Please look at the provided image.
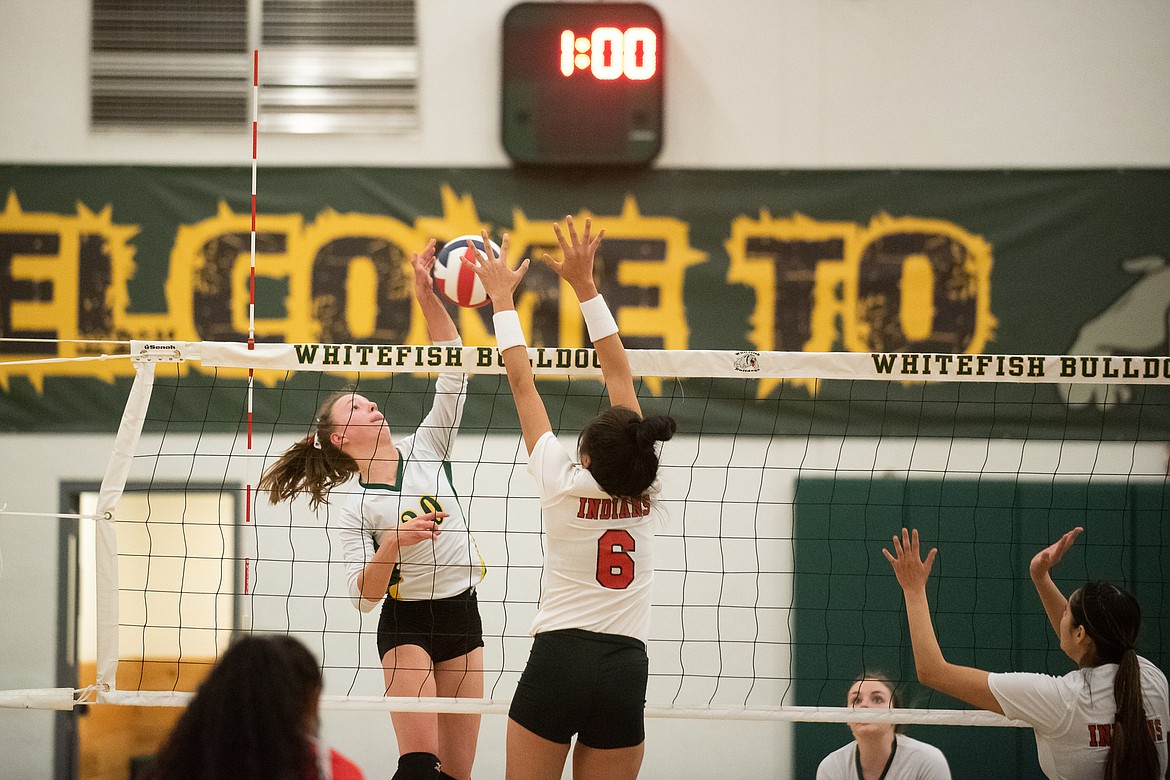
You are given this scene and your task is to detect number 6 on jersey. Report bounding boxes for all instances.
[597,529,636,589]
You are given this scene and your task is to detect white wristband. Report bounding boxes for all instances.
[580,294,618,342]
[492,310,527,352]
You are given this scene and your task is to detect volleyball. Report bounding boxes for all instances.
[434,235,499,308]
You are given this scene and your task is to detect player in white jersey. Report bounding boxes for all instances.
[816,673,951,780]
[884,527,1168,780]
[465,216,675,780]
[260,239,483,780]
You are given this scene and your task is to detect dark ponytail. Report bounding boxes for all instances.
[1071,581,1160,780]
[578,406,676,498]
[258,391,359,510]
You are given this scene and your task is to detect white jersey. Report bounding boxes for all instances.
[526,430,663,644]
[815,735,951,780]
[335,346,485,610]
[988,656,1169,780]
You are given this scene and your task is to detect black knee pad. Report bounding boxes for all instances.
[391,751,441,780]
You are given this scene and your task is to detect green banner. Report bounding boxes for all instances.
[1,166,1168,434]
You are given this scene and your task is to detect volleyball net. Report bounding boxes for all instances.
[1,341,1167,731]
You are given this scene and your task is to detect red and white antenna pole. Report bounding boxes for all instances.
[249,48,259,359]
[244,48,259,615]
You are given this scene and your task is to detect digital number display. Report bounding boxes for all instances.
[501,2,664,166]
[559,26,658,80]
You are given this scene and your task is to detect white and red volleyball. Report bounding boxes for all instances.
[434,235,499,308]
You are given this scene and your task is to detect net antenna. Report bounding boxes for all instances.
[243,47,261,633]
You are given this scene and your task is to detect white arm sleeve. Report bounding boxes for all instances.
[336,500,382,613]
[526,431,576,506]
[414,337,467,460]
[987,671,1070,734]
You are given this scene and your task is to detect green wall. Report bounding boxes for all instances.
[792,477,1169,779]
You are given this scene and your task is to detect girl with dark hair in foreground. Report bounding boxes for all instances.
[151,634,363,780]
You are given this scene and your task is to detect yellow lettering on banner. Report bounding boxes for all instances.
[508,198,705,394]
[727,211,859,396]
[607,196,705,355]
[505,209,566,354]
[344,257,379,339]
[297,209,429,346]
[1,186,996,400]
[169,201,305,345]
[727,211,995,397]
[0,194,139,390]
[899,253,935,341]
[842,214,995,355]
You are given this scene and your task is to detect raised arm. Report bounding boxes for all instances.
[543,216,640,415]
[412,239,468,456]
[462,231,551,455]
[412,238,458,343]
[1028,527,1083,636]
[883,528,1004,715]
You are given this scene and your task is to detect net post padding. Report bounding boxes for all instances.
[0,688,79,711]
[93,357,158,694]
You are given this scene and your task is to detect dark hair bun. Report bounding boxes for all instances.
[582,407,676,497]
[636,415,676,448]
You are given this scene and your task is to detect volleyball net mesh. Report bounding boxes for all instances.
[2,341,1168,730]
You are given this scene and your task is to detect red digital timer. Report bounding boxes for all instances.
[501,2,664,165]
[559,26,658,80]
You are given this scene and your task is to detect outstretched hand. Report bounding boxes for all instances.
[1029,526,1083,579]
[541,215,604,296]
[882,528,938,593]
[462,230,529,310]
[410,238,439,299]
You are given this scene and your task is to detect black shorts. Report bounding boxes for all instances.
[376,588,484,664]
[508,628,649,750]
